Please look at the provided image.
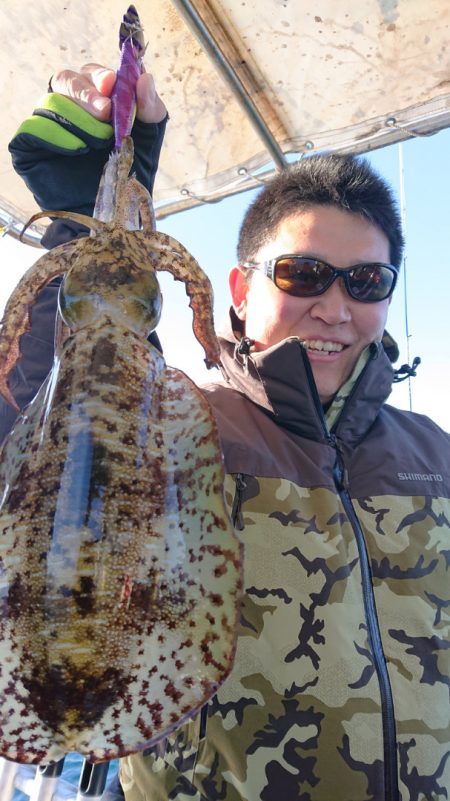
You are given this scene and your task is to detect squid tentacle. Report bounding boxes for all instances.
[0,239,82,409]
[22,211,106,239]
[135,229,220,366]
[125,176,156,231]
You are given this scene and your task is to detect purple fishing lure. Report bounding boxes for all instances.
[111,5,145,150]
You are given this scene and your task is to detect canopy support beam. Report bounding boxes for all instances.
[171,0,289,171]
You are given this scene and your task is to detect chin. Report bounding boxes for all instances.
[314,377,343,405]
[313,363,353,404]
[318,391,335,405]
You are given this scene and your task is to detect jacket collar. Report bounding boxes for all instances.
[219,310,395,446]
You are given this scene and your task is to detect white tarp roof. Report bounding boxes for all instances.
[1,0,450,240]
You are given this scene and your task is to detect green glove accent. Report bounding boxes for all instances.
[12,93,113,153]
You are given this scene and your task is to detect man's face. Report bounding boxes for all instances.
[230,205,391,404]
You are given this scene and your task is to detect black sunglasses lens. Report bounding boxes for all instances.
[274,257,333,296]
[271,257,396,301]
[348,265,395,301]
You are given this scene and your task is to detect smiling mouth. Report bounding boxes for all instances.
[301,339,346,353]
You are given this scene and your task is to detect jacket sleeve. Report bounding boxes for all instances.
[0,97,166,444]
[0,279,60,446]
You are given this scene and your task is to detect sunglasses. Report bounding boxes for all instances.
[243,255,399,303]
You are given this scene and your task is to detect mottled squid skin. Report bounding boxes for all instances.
[0,138,242,764]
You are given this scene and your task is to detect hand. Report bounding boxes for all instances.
[50,63,167,124]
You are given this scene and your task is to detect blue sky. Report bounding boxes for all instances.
[1,127,449,431]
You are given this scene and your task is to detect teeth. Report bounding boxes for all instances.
[303,339,344,353]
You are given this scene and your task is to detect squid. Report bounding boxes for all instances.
[0,4,242,765]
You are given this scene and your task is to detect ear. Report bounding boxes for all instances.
[229,265,249,320]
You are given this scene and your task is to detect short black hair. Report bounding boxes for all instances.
[237,153,404,268]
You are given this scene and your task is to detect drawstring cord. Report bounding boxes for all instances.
[235,337,254,376]
[393,356,421,383]
[237,337,253,355]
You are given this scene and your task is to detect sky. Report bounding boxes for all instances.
[1,126,449,432]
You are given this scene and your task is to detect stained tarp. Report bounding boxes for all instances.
[1,0,449,240]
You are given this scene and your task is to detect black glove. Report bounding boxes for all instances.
[8,92,168,248]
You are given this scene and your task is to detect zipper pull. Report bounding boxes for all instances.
[328,433,349,490]
[231,473,247,530]
[333,461,349,491]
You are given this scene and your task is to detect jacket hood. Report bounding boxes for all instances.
[217,308,396,445]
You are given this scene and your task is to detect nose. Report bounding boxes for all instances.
[309,277,352,324]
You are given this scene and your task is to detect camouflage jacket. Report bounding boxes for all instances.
[121,327,450,801]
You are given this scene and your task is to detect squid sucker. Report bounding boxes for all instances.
[0,137,242,765]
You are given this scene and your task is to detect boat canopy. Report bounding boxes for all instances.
[1,0,450,242]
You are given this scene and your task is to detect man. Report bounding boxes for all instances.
[4,66,450,801]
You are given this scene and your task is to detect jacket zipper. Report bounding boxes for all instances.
[333,442,399,801]
[231,473,247,530]
[299,346,399,801]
